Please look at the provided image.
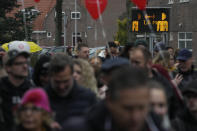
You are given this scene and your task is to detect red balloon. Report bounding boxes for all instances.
[34,0,40,3]
[132,0,147,11]
[85,0,108,20]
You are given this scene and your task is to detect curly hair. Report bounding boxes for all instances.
[152,51,171,69]
[73,59,98,95]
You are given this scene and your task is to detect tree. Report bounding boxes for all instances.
[114,0,136,45]
[0,0,18,44]
[0,0,18,17]
[0,0,39,44]
[12,7,40,41]
[114,18,128,45]
[0,8,40,44]
[55,0,63,46]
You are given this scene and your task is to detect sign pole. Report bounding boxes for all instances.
[143,10,155,56]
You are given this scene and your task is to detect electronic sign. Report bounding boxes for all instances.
[131,8,170,32]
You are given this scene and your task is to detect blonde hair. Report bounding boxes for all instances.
[15,108,53,128]
[74,59,98,95]
[152,51,170,69]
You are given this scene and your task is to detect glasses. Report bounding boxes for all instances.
[19,106,42,113]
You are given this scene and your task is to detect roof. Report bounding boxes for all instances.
[8,0,56,31]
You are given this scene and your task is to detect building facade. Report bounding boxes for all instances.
[42,0,126,47]
[147,0,197,55]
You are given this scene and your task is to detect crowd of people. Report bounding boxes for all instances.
[0,39,197,131]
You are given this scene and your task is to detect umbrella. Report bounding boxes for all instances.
[1,41,42,53]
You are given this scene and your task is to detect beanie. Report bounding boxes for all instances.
[21,88,51,112]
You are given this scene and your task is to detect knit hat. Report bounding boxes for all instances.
[21,88,51,112]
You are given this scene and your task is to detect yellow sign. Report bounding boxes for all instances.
[131,8,170,32]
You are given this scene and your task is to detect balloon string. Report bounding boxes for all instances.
[96,0,107,40]
[94,23,97,41]
[96,0,111,58]
[143,10,183,102]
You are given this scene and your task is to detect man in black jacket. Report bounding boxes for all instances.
[130,47,182,120]
[174,48,197,90]
[130,47,174,98]
[172,80,197,131]
[61,66,165,131]
[0,42,33,131]
[45,53,97,126]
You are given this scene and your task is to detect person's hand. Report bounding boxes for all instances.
[50,121,62,130]
[172,74,183,86]
[174,63,180,69]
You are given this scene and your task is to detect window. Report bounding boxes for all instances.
[47,32,52,38]
[178,32,192,50]
[72,32,81,46]
[54,11,65,17]
[21,8,39,18]
[168,0,174,4]
[31,9,40,16]
[61,32,64,37]
[71,12,81,19]
[180,0,190,3]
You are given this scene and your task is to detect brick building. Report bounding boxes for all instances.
[11,0,126,47]
[13,0,56,45]
[147,0,197,56]
[43,0,126,47]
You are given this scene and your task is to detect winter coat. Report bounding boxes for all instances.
[172,108,197,131]
[151,69,182,120]
[13,124,56,131]
[45,81,97,125]
[0,77,33,131]
[173,65,197,90]
[151,69,174,99]
[61,101,166,131]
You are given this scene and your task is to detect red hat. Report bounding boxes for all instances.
[21,88,51,112]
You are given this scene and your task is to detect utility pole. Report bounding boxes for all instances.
[55,0,63,46]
